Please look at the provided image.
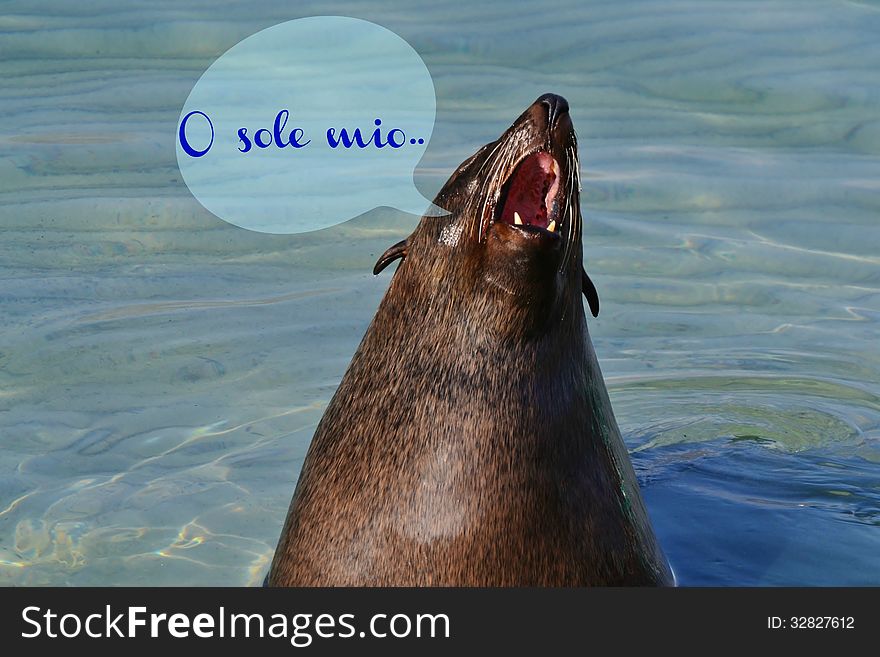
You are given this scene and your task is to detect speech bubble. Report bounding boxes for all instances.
[176,16,444,234]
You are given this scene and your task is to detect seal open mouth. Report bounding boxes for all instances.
[495,151,562,235]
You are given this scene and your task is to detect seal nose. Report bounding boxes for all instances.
[537,93,569,128]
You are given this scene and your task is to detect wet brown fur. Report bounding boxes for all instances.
[268,95,673,586]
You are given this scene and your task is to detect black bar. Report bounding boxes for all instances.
[1,588,874,653]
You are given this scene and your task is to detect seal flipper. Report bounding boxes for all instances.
[582,268,600,318]
[373,239,408,275]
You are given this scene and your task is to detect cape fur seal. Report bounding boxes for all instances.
[268,94,673,586]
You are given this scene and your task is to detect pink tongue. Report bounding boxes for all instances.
[500,152,557,229]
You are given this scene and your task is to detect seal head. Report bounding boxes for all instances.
[269,94,673,586]
[375,92,599,320]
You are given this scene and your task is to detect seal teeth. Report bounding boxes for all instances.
[514,211,523,225]
[547,220,556,233]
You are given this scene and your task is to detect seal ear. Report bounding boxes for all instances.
[373,239,408,275]
[582,268,600,318]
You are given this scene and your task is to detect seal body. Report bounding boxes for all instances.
[268,94,673,586]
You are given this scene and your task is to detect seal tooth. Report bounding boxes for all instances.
[514,211,523,225]
[547,220,556,233]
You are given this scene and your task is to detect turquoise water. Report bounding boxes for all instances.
[2,0,879,586]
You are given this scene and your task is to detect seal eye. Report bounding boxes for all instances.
[496,151,561,234]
